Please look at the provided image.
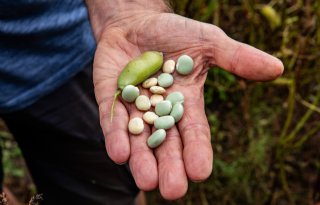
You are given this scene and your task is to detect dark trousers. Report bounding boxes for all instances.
[1,64,139,205]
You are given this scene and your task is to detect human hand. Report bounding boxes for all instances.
[92,10,283,200]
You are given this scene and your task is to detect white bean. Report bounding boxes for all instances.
[150,94,164,107]
[143,111,159,125]
[135,95,151,111]
[150,86,166,94]
[142,77,157,88]
[162,59,175,73]
[128,117,144,135]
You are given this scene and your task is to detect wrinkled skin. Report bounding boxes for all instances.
[93,12,283,200]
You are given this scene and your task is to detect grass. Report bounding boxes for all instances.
[147,0,320,204]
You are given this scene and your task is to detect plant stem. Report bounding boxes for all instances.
[293,123,320,148]
[281,89,320,144]
[110,90,121,122]
[279,79,295,140]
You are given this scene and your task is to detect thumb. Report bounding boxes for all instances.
[201,22,284,80]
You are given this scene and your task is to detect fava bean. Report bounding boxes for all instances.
[128,117,144,135]
[150,94,164,107]
[166,91,184,105]
[121,85,139,103]
[143,111,159,125]
[147,129,166,148]
[162,59,175,73]
[155,100,172,116]
[176,55,194,75]
[170,103,184,122]
[157,73,173,88]
[135,95,151,111]
[150,86,166,94]
[142,77,157,88]
[154,116,175,130]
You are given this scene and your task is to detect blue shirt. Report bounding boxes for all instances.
[0,0,96,113]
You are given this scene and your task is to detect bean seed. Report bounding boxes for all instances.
[128,117,144,135]
[155,100,172,116]
[147,129,166,148]
[150,86,166,94]
[157,73,173,88]
[166,91,184,105]
[162,59,175,73]
[150,94,164,107]
[170,103,184,122]
[143,111,159,125]
[142,77,157,88]
[154,116,175,130]
[121,85,139,103]
[176,55,194,75]
[135,95,151,111]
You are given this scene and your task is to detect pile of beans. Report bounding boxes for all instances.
[119,53,194,149]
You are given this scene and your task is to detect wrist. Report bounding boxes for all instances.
[85,0,171,41]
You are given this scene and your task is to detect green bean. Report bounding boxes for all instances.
[154,116,175,130]
[111,51,163,121]
[147,129,166,148]
[118,51,163,89]
[176,55,194,75]
[155,100,172,116]
[121,85,139,103]
[170,103,184,122]
[157,73,173,88]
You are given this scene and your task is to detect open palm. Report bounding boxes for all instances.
[93,13,283,200]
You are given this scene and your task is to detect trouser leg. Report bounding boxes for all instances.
[1,64,139,205]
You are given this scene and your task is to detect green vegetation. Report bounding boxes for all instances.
[0,121,36,203]
[148,0,320,204]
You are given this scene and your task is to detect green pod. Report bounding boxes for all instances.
[118,51,163,90]
[111,51,163,121]
[260,5,281,29]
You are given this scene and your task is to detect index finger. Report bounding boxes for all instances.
[94,40,134,164]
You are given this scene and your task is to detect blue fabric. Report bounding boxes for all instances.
[0,0,96,113]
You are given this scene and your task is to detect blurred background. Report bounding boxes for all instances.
[0,0,319,204]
